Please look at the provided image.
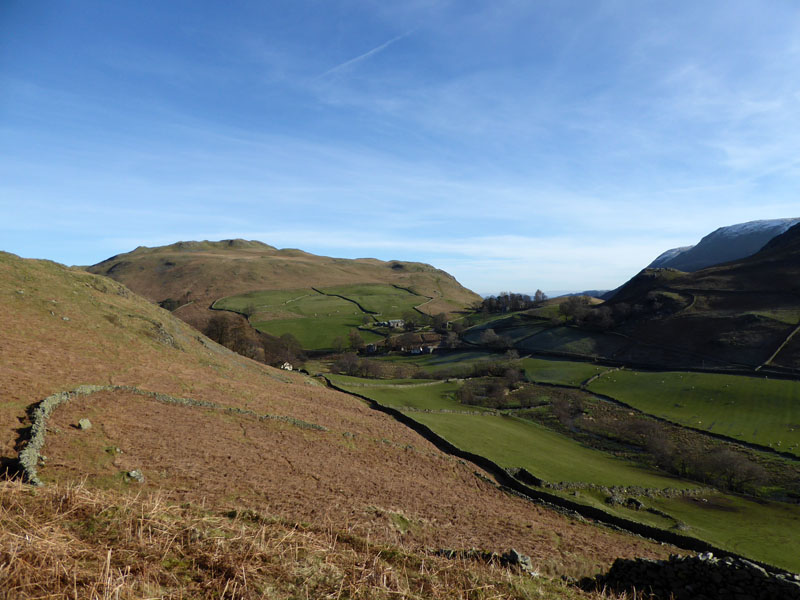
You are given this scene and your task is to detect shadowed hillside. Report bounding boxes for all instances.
[489,224,800,372]
[600,222,800,370]
[0,251,671,597]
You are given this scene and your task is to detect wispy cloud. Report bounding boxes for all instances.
[317,29,416,78]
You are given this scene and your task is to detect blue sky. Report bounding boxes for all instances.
[2,1,800,295]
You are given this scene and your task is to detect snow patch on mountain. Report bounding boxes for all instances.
[710,218,800,238]
[649,246,694,268]
[646,218,800,272]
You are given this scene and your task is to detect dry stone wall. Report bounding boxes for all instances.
[583,553,800,600]
[18,384,326,486]
[324,377,787,573]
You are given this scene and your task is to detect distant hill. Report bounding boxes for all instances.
[87,240,481,344]
[646,218,800,272]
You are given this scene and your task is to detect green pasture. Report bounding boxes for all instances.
[746,309,800,325]
[377,350,500,370]
[331,378,483,412]
[215,287,369,318]
[318,284,426,317]
[327,374,437,387]
[495,325,548,344]
[335,372,800,570]
[588,370,800,456]
[216,288,388,350]
[213,288,315,313]
[525,303,563,320]
[342,376,692,488]
[410,412,694,488]
[648,493,800,572]
[521,358,608,387]
[252,316,382,351]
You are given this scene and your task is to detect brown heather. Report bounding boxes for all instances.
[0,479,642,599]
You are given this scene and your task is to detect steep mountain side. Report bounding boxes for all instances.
[646,218,800,272]
[649,245,694,268]
[602,223,800,369]
[87,240,481,331]
[0,251,670,590]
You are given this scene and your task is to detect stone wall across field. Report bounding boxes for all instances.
[324,377,790,574]
[582,553,800,600]
[18,384,327,486]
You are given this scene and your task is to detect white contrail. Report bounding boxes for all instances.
[318,29,415,78]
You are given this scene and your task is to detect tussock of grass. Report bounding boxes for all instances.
[0,479,631,600]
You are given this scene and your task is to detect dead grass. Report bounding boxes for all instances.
[0,479,635,600]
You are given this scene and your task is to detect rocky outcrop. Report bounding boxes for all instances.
[433,548,535,574]
[581,552,800,599]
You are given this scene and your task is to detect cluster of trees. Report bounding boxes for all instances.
[478,328,514,349]
[389,310,454,333]
[644,427,767,493]
[455,352,525,407]
[158,292,192,312]
[204,313,305,367]
[456,369,523,407]
[330,329,367,353]
[558,296,620,330]
[548,398,768,494]
[478,291,547,314]
[558,292,689,332]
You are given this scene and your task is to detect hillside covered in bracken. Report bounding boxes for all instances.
[0,251,671,598]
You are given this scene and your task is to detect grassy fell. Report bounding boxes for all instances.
[86,241,482,335]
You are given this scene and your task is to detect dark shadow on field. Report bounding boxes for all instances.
[682,496,739,512]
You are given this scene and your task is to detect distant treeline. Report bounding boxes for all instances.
[478,291,547,313]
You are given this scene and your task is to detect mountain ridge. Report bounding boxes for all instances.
[646,218,800,273]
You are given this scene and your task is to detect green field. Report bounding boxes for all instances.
[318,283,427,317]
[336,376,692,487]
[328,374,437,387]
[214,288,385,350]
[335,374,800,571]
[588,371,800,456]
[647,493,800,572]
[411,411,694,488]
[525,303,563,320]
[213,288,314,313]
[212,284,434,350]
[331,378,483,411]
[522,358,608,387]
[376,350,499,370]
[252,316,382,350]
